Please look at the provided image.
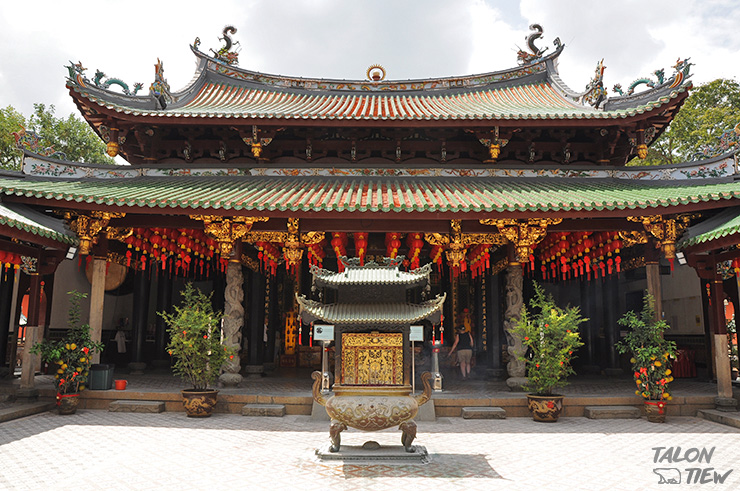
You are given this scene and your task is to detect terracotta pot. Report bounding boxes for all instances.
[57,393,80,415]
[644,400,667,423]
[181,389,218,417]
[526,394,564,422]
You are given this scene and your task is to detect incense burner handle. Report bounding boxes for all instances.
[311,371,327,406]
[414,371,432,407]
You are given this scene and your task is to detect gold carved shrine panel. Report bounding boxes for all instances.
[341,332,403,386]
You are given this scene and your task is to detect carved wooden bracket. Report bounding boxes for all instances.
[469,127,509,163]
[480,217,562,264]
[190,215,269,255]
[242,218,325,273]
[66,211,126,255]
[425,219,506,269]
[627,214,695,260]
[235,125,284,159]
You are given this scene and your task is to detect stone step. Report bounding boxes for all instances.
[242,403,286,417]
[109,400,166,413]
[461,407,506,419]
[697,409,740,429]
[584,406,641,419]
[0,401,56,423]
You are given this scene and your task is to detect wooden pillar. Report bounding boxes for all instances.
[0,267,14,367]
[603,273,622,374]
[265,274,278,365]
[154,267,173,361]
[20,273,42,389]
[245,269,266,377]
[708,262,735,409]
[130,268,150,372]
[485,270,504,377]
[645,242,663,321]
[88,257,107,364]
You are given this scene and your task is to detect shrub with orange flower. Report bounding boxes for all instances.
[31,291,104,397]
[160,284,236,390]
[616,294,677,402]
[513,283,586,396]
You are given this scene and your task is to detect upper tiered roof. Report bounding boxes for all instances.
[64,26,694,166]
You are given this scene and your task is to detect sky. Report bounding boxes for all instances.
[1,0,738,121]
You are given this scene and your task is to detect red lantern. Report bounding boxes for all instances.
[354,233,368,266]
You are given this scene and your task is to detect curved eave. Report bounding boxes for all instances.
[67,82,690,126]
[311,263,431,287]
[0,202,78,247]
[296,295,445,326]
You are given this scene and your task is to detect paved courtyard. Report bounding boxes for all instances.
[1,410,739,490]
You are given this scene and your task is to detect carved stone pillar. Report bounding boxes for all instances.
[220,260,244,387]
[504,262,527,390]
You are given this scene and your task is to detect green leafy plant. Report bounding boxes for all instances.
[31,291,104,397]
[616,294,677,402]
[513,283,586,395]
[160,284,236,391]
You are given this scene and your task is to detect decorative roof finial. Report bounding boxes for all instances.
[150,58,173,109]
[516,24,550,66]
[366,65,386,82]
[211,25,240,66]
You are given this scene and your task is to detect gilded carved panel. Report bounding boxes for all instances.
[341,333,403,385]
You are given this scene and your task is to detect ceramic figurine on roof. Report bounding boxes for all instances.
[210,25,240,66]
[149,58,173,109]
[299,256,442,453]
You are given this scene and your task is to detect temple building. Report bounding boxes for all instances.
[1,26,739,408]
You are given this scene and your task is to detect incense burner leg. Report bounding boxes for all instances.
[329,419,347,452]
[399,420,417,452]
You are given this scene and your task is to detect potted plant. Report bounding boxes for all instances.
[160,283,236,417]
[513,283,586,422]
[616,294,677,423]
[31,291,104,414]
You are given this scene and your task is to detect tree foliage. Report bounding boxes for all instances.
[631,78,740,166]
[0,103,114,171]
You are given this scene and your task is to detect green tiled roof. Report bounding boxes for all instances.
[2,175,740,214]
[679,209,740,249]
[297,296,445,326]
[0,201,78,246]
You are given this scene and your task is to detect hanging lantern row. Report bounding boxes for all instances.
[467,243,492,279]
[385,232,402,259]
[256,241,280,276]
[406,233,424,270]
[331,233,348,271]
[0,250,22,273]
[353,233,368,266]
[307,239,326,267]
[537,231,623,282]
[429,244,444,272]
[121,227,221,277]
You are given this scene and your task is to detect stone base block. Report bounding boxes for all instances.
[315,444,429,464]
[506,377,528,392]
[244,365,264,379]
[697,409,740,429]
[311,400,330,421]
[584,405,640,419]
[714,396,738,412]
[485,368,506,380]
[603,368,624,377]
[109,400,165,413]
[416,399,436,421]
[242,403,286,417]
[461,406,506,419]
[219,373,243,387]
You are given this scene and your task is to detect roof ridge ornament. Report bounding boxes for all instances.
[366,65,386,82]
[64,61,142,96]
[612,57,693,97]
[210,25,240,66]
[150,58,174,109]
[579,59,607,108]
[516,23,560,66]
